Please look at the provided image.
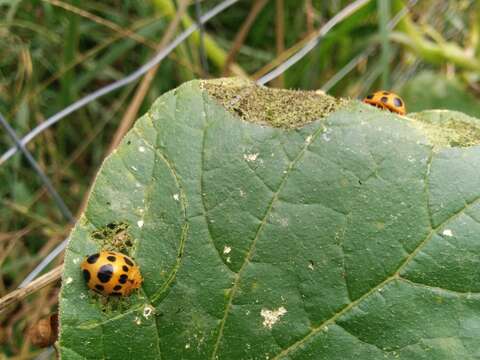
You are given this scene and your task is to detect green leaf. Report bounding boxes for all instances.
[59,78,480,359]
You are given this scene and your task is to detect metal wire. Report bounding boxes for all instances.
[0,0,239,166]
[321,0,418,93]
[18,238,68,288]
[0,112,75,224]
[256,0,370,85]
[321,47,376,92]
[34,346,55,360]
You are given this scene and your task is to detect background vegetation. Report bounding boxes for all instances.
[0,0,479,358]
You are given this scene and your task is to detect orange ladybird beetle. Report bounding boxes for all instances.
[81,251,143,296]
[363,90,406,115]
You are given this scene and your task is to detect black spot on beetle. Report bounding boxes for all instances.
[97,264,114,283]
[119,274,128,284]
[107,255,116,262]
[82,269,91,282]
[95,284,104,291]
[366,94,373,99]
[124,257,134,266]
[122,265,129,272]
[380,96,388,103]
[393,97,403,107]
[113,285,122,291]
[87,253,100,264]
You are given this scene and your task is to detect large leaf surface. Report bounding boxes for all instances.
[59,79,480,359]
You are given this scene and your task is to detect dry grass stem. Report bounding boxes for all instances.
[0,265,63,315]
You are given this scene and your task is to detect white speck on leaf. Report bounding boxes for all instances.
[260,307,287,329]
[137,220,144,228]
[443,229,453,237]
[65,277,73,284]
[185,343,190,349]
[134,316,141,325]
[226,256,231,263]
[223,246,231,254]
[308,262,314,270]
[138,146,146,153]
[173,193,179,201]
[131,166,138,171]
[305,135,313,144]
[244,153,259,162]
[322,128,332,142]
[73,258,80,264]
[239,189,246,197]
[143,305,155,319]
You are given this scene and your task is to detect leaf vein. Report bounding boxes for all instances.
[210,122,326,359]
[271,179,480,359]
[398,277,480,297]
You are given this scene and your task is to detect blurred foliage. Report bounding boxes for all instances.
[401,71,480,117]
[0,0,479,357]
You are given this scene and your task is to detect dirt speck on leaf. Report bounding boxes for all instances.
[260,306,287,329]
[244,153,259,162]
[442,229,453,237]
[143,305,155,319]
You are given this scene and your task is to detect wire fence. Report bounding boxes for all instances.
[0,0,239,165]
[2,0,419,318]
